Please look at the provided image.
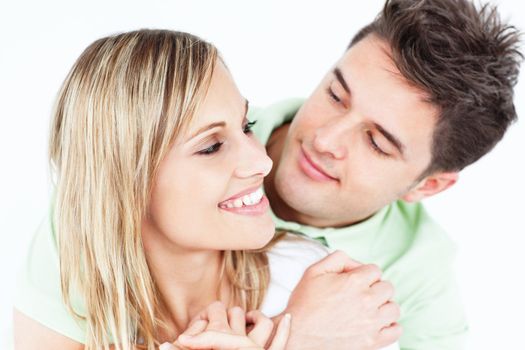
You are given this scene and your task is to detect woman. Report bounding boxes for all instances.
[13,29,328,350]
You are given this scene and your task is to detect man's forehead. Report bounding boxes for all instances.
[331,36,438,160]
[337,36,402,84]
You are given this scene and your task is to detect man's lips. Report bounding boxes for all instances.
[298,147,338,182]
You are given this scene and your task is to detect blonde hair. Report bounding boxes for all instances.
[50,29,272,350]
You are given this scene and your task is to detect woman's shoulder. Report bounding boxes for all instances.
[267,233,329,264]
[261,234,329,317]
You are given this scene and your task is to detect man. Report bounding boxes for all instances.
[252,0,522,349]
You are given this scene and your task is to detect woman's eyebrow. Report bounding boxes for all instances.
[186,99,249,142]
[187,121,226,141]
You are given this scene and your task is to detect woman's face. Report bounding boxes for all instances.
[143,61,274,251]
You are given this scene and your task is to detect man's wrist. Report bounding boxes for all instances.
[267,312,286,348]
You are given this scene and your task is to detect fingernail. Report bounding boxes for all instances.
[159,342,176,350]
[284,313,292,324]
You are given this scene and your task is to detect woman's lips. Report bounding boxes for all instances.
[298,147,338,182]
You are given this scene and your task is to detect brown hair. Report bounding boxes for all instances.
[350,0,522,175]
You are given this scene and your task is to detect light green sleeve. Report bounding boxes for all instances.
[398,239,468,350]
[14,214,87,344]
[249,98,304,146]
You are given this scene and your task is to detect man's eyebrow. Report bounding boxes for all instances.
[243,99,249,120]
[186,99,249,142]
[374,122,405,156]
[333,68,350,94]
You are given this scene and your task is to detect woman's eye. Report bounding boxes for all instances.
[243,120,257,134]
[198,142,223,155]
[197,120,257,156]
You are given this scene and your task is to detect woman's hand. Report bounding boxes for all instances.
[162,301,291,350]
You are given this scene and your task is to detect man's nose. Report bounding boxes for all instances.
[312,119,348,160]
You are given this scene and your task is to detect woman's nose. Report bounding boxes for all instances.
[234,138,273,179]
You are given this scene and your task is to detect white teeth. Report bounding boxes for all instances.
[241,194,251,206]
[243,188,263,206]
[220,188,264,209]
[250,188,263,203]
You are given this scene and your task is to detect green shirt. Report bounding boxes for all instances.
[249,99,468,350]
[13,99,467,350]
[15,209,88,344]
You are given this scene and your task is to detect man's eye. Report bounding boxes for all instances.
[326,87,341,103]
[198,142,223,155]
[366,131,390,157]
[243,120,257,134]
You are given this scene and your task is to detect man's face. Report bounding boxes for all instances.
[273,35,440,226]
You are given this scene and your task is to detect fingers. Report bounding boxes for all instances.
[378,301,401,326]
[159,342,189,350]
[177,331,257,349]
[347,263,382,287]
[159,342,178,350]
[176,302,287,350]
[305,250,362,276]
[205,301,230,332]
[246,310,274,346]
[181,319,208,336]
[267,313,291,350]
[228,306,246,335]
[370,280,394,303]
[167,317,209,350]
[377,322,403,348]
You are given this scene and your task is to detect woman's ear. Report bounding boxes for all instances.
[402,172,459,203]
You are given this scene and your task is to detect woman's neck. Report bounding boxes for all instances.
[142,221,232,340]
[154,250,230,337]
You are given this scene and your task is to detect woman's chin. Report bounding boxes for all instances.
[232,220,276,250]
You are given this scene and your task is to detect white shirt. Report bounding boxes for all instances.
[162,236,398,350]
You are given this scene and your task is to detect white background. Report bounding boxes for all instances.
[0,0,523,348]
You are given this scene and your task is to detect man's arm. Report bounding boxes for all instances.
[13,309,84,350]
[397,251,468,350]
[274,251,402,350]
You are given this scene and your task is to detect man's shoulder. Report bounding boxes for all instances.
[377,201,458,288]
[384,203,467,347]
[249,98,304,119]
[250,98,304,145]
[345,200,458,277]
[390,200,455,253]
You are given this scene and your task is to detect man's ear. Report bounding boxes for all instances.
[401,171,459,203]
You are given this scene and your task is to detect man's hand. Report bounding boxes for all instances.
[282,250,402,350]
